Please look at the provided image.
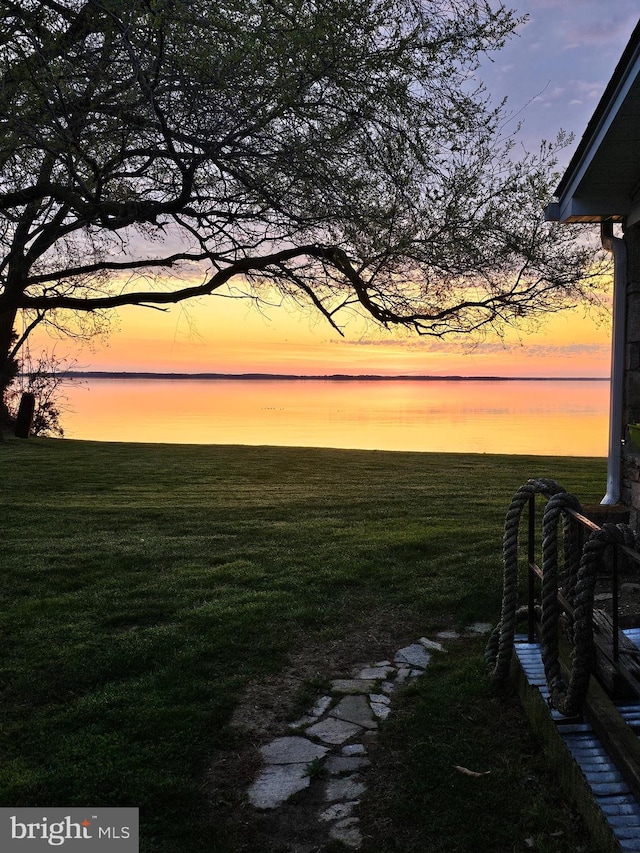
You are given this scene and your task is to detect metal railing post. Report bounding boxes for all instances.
[528,493,536,643]
[613,546,619,662]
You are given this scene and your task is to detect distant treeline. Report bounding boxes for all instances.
[57,371,608,382]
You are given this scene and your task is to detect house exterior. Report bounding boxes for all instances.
[545,19,640,525]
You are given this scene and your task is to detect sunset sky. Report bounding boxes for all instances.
[33,1,640,378]
[75,297,611,378]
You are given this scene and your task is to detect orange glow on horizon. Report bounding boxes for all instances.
[28,288,613,378]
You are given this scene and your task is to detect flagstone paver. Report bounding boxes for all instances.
[319,802,359,822]
[467,621,493,635]
[419,637,446,653]
[355,664,396,679]
[330,695,377,729]
[325,777,367,801]
[245,629,471,847]
[288,714,316,729]
[342,743,367,756]
[247,763,312,809]
[260,736,329,765]
[311,695,333,716]
[305,716,364,745]
[370,701,392,720]
[394,667,411,684]
[330,678,378,694]
[325,755,371,775]
[329,817,364,848]
[394,643,431,669]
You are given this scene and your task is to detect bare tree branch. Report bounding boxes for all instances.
[0,0,605,395]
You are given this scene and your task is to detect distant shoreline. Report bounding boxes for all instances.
[59,371,609,382]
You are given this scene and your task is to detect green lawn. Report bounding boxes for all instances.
[0,438,606,851]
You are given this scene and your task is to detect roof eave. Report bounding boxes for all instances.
[549,19,640,225]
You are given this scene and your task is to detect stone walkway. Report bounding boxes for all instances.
[246,623,493,849]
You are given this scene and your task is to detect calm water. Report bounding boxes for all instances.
[59,377,609,456]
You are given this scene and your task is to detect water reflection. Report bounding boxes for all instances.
[61,378,609,456]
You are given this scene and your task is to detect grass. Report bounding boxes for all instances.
[360,642,599,853]
[0,437,607,851]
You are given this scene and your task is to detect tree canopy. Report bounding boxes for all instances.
[0,0,604,388]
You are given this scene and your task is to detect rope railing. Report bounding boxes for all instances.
[486,478,640,716]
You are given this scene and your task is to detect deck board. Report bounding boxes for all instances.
[514,633,640,849]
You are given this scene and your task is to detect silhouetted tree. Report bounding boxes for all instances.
[0,0,604,407]
[4,349,73,437]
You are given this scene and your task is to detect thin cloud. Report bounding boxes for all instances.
[330,338,610,360]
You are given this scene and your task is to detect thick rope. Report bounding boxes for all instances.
[544,523,637,716]
[487,477,640,715]
[561,499,582,612]
[485,478,566,682]
[539,491,584,711]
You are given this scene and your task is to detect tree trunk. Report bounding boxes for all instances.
[0,306,19,442]
[14,392,35,439]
